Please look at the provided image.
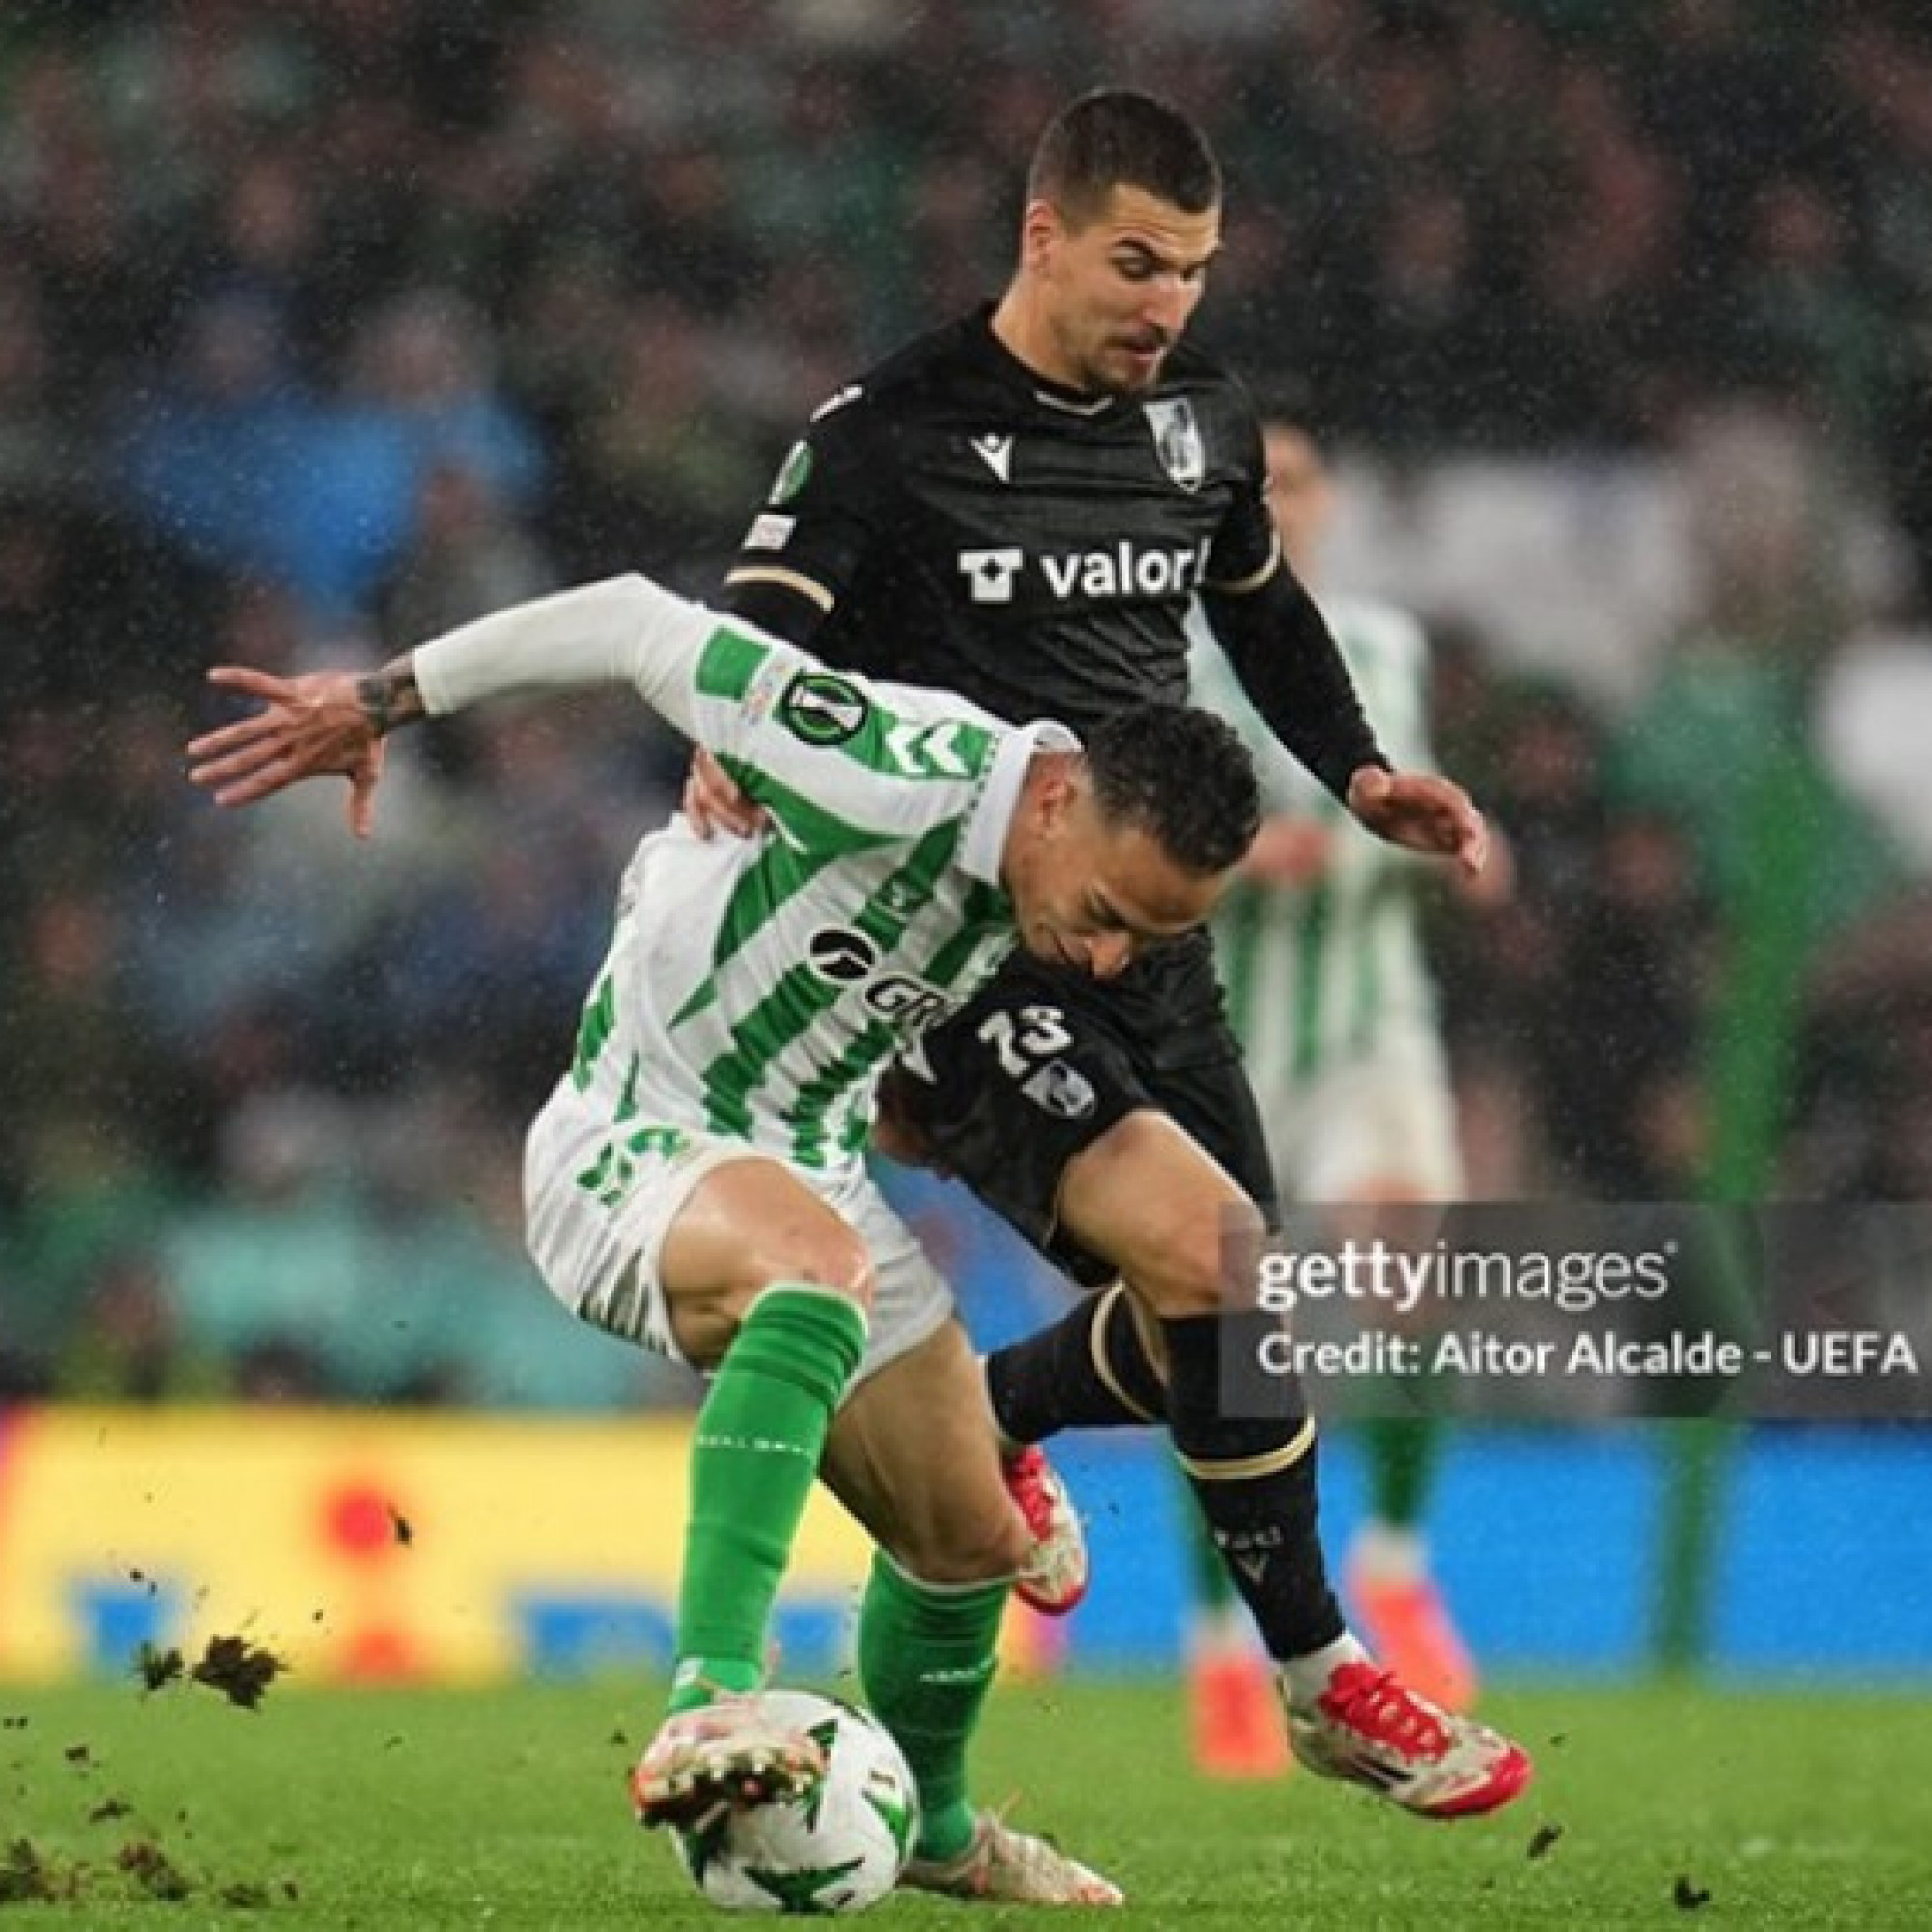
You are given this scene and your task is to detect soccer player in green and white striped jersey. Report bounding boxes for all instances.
[187,571,1257,1906]
[1184,418,1491,1771]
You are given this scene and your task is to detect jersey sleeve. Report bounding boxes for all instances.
[412,572,1000,851]
[1185,611,1326,818]
[412,574,720,728]
[407,571,809,762]
[719,651,1004,852]
[720,384,894,636]
[1202,388,1282,594]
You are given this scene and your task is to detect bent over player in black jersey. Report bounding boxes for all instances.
[703,89,1530,1820]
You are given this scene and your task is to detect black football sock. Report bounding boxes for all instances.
[984,1283,1166,1446]
[1160,1311,1346,1661]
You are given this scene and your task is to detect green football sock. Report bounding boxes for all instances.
[1362,1415,1441,1531]
[858,1554,1007,1862]
[668,1285,867,1714]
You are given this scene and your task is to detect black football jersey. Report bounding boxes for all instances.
[722,305,1278,739]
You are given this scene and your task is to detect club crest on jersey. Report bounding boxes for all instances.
[1021,1060,1098,1120]
[781,670,868,745]
[1143,397,1205,491]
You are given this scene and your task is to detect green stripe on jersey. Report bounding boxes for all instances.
[789,1018,897,1167]
[696,625,770,700]
[702,964,835,1142]
[671,832,846,1029]
[700,818,965,1147]
[921,885,1011,982]
[788,881,1009,1167]
[720,754,908,859]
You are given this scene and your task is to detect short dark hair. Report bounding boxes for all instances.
[1086,704,1259,876]
[1027,89,1221,227]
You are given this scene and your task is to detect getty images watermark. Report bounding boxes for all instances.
[1218,1204,1932,1422]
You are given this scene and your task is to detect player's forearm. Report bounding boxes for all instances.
[410,574,714,720]
[1187,633,1321,817]
[1202,567,1388,803]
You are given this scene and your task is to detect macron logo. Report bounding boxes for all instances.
[969,433,1014,483]
[959,547,1025,604]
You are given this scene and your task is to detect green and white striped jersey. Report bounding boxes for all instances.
[1190,594,1441,1084]
[414,575,1067,1174]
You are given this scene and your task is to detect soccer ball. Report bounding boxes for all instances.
[672,1690,919,1915]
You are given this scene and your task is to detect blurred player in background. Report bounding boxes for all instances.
[188,571,1264,1906]
[1184,412,1503,1774]
[696,87,1529,1816]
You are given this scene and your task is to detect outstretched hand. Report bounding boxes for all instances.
[186,667,388,838]
[1346,764,1489,880]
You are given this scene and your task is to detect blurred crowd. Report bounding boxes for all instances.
[2,0,1928,1406]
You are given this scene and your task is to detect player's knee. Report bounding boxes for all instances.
[744,1229,877,1318]
[1125,1193,1266,1320]
[795,1237,878,1317]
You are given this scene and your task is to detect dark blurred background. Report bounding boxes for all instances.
[3,0,1930,1411]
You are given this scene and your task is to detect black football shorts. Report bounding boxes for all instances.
[883,935,1276,1286]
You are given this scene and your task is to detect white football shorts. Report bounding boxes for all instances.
[523,1079,953,1387]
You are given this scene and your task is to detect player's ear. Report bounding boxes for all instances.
[1035,759,1086,838]
[1019,199,1065,276]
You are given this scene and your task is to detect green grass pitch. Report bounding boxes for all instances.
[2,1676,1928,1925]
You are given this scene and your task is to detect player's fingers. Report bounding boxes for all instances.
[205,666,298,704]
[684,777,764,838]
[1460,813,1490,878]
[208,756,302,808]
[681,766,720,839]
[187,736,291,790]
[348,744,387,840]
[1446,789,1487,860]
[185,710,287,759]
[688,746,764,838]
[1347,765,1392,819]
[347,773,378,840]
[1413,781,1484,867]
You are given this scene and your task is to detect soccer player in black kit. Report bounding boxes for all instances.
[702,89,1530,1819]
